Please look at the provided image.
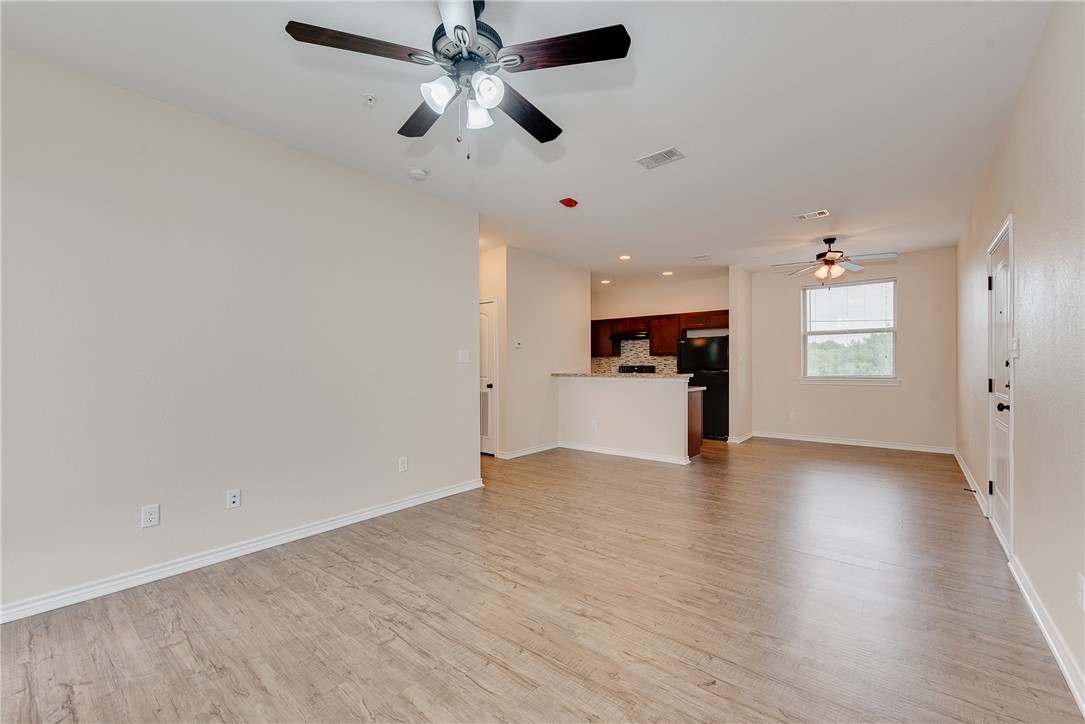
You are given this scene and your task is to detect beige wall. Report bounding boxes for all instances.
[481,247,591,457]
[727,267,754,440]
[591,273,729,319]
[2,50,481,609]
[752,247,957,450]
[956,0,1084,701]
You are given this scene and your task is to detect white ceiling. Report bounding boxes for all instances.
[2,2,1051,284]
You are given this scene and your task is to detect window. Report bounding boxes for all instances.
[802,279,896,379]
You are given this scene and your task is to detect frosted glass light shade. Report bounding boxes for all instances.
[829,264,846,278]
[420,76,458,113]
[466,99,494,129]
[814,264,830,280]
[471,71,505,109]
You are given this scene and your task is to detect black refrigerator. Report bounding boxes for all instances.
[678,335,729,441]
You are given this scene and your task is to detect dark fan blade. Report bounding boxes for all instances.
[286,21,436,65]
[398,102,443,138]
[498,24,631,72]
[788,265,819,277]
[848,252,898,261]
[498,83,562,143]
[839,261,864,271]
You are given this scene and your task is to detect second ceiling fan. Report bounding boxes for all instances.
[773,237,899,280]
[285,1,631,143]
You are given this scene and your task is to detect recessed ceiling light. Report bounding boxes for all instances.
[618,255,631,260]
[662,271,674,276]
[600,280,611,284]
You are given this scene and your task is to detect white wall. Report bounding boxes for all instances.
[557,377,689,464]
[480,247,590,457]
[751,247,957,451]
[956,1,1084,706]
[727,267,753,440]
[2,49,480,612]
[591,273,729,319]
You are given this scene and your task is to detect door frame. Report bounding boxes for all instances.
[479,297,500,455]
[986,213,1014,553]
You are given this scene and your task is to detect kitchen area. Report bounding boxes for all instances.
[553,306,730,465]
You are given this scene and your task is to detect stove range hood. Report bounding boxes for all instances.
[609,330,649,342]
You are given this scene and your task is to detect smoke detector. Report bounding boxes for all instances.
[635,146,685,170]
[407,167,428,181]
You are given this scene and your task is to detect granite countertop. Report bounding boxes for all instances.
[551,372,693,379]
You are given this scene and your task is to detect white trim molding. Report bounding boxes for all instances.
[1008,557,1085,719]
[0,479,484,624]
[495,442,560,460]
[752,431,953,455]
[727,432,754,443]
[558,441,690,466]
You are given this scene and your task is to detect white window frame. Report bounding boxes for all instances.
[800,277,899,384]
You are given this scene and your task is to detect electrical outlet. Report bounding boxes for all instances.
[398,456,409,473]
[226,489,241,509]
[141,504,160,528]
[789,411,796,420]
[1077,573,1084,612]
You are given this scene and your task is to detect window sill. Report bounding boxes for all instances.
[799,377,901,386]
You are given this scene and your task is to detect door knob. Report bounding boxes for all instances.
[997,402,1010,412]
[486,383,493,389]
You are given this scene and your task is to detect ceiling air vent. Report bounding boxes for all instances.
[635,147,685,170]
[692,255,713,262]
[793,208,831,221]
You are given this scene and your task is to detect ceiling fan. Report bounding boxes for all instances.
[285,1,631,143]
[773,237,899,280]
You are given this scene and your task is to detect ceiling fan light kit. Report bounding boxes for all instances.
[420,76,459,113]
[466,99,494,129]
[284,1,630,148]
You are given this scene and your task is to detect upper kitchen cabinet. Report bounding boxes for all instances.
[680,309,729,330]
[591,319,616,357]
[612,316,648,333]
[649,314,680,356]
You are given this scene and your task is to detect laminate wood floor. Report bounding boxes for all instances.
[3,439,1080,723]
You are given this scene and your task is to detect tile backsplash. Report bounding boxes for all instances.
[591,339,678,374]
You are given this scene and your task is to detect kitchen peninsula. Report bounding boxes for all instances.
[552,371,698,464]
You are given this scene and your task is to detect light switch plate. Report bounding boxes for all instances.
[458,350,469,363]
[1011,337,1020,358]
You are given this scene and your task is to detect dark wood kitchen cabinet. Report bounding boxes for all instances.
[591,319,616,357]
[688,388,704,458]
[612,316,648,333]
[680,309,729,330]
[648,314,680,356]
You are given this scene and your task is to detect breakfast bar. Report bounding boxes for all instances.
[552,371,697,464]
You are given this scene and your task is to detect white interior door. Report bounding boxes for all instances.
[479,300,497,455]
[988,223,1013,552]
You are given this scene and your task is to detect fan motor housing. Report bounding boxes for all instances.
[432,19,503,63]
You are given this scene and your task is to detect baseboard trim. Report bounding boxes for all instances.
[557,442,689,466]
[495,442,559,460]
[1007,557,1085,719]
[727,432,754,443]
[0,478,484,624]
[752,431,953,455]
[953,450,989,517]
